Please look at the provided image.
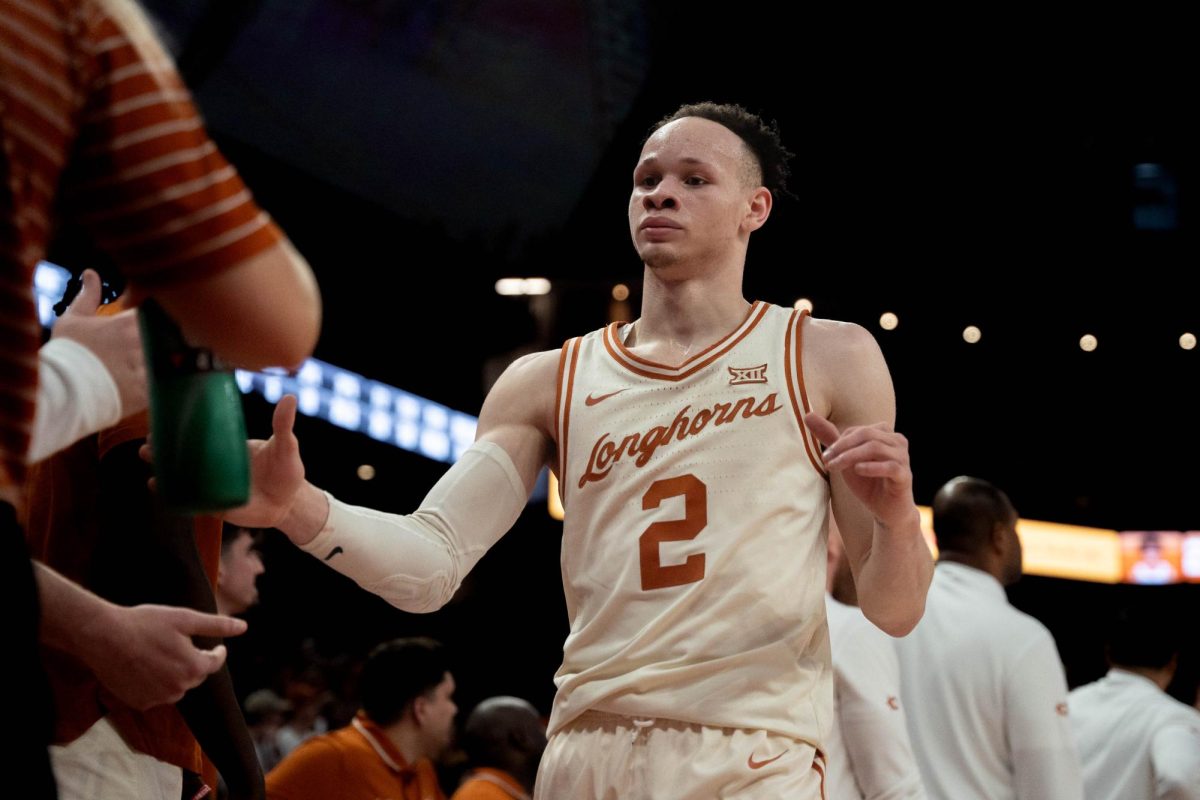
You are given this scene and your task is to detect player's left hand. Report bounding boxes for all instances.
[805,412,915,530]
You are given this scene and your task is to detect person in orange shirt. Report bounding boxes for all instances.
[451,697,546,800]
[267,638,456,800]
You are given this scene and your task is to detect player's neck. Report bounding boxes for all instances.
[631,265,749,356]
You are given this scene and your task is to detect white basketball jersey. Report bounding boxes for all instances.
[548,301,832,748]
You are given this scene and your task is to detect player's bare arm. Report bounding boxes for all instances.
[472,348,560,491]
[803,317,932,636]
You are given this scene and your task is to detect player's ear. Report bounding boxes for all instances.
[743,187,772,233]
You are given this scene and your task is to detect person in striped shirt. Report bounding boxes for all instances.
[2,0,321,795]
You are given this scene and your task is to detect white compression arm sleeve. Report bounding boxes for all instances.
[298,440,529,613]
[29,338,122,463]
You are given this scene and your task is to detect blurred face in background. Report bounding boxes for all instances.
[217,530,265,614]
[416,672,458,758]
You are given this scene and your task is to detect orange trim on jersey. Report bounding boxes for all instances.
[793,311,828,476]
[611,301,763,370]
[554,341,570,476]
[557,338,581,506]
[785,310,828,479]
[602,301,769,382]
[814,749,827,800]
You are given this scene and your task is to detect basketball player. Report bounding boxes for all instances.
[230,102,933,798]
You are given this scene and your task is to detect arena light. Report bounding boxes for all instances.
[548,472,565,521]
[919,505,1124,582]
[234,360,478,464]
[879,312,899,331]
[793,298,813,313]
[1079,334,1098,352]
[963,325,982,344]
[495,277,551,296]
[915,507,1199,584]
[35,261,488,466]
[1180,332,1196,351]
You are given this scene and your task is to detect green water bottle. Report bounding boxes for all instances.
[139,300,250,513]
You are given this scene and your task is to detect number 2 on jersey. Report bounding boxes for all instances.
[640,474,707,590]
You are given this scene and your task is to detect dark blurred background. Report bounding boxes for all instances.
[105,1,1199,717]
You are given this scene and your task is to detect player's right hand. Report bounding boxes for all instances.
[224,394,306,528]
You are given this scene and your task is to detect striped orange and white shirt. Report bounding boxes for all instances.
[1,0,282,497]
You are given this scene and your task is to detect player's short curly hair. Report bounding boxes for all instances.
[648,102,793,197]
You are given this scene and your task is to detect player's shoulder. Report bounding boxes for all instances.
[480,348,562,427]
[800,316,890,413]
[803,316,882,360]
[499,348,562,389]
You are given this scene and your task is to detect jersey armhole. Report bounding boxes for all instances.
[784,309,829,479]
[553,337,582,508]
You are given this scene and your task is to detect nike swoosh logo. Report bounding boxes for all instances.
[747,749,788,770]
[585,389,628,406]
[324,546,344,561]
